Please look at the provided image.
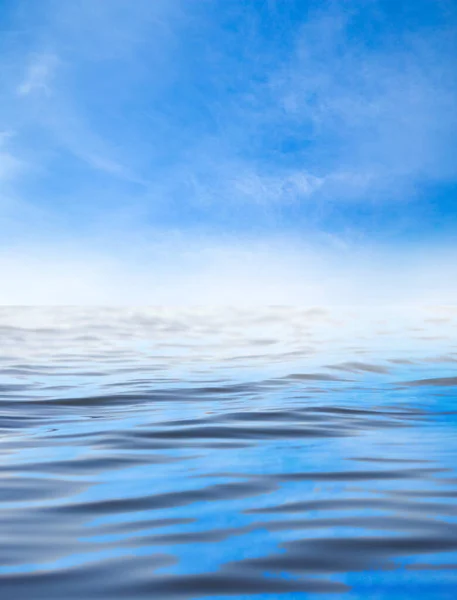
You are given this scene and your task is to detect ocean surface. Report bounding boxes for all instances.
[1,306,457,599]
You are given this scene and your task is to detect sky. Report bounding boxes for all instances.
[0,0,456,304]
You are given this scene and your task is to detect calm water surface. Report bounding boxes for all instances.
[1,306,457,599]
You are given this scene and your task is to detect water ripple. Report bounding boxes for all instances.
[1,307,457,598]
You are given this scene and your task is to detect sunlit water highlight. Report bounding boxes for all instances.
[1,306,457,599]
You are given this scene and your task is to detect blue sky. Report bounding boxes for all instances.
[1,0,456,304]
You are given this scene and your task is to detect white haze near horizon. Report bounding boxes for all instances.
[0,236,455,306]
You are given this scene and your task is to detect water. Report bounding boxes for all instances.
[1,306,457,599]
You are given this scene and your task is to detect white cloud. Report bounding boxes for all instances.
[17,53,59,96]
[127,2,457,209]
[232,169,324,204]
[5,0,456,215]
[248,4,457,200]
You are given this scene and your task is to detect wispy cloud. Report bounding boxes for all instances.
[231,169,325,204]
[5,1,457,210]
[16,53,59,97]
[237,3,457,201]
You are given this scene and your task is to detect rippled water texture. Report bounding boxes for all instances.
[1,306,457,599]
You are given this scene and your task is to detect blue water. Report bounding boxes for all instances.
[1,306,457,598]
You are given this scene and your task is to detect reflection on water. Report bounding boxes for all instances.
[1,306,457,598]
